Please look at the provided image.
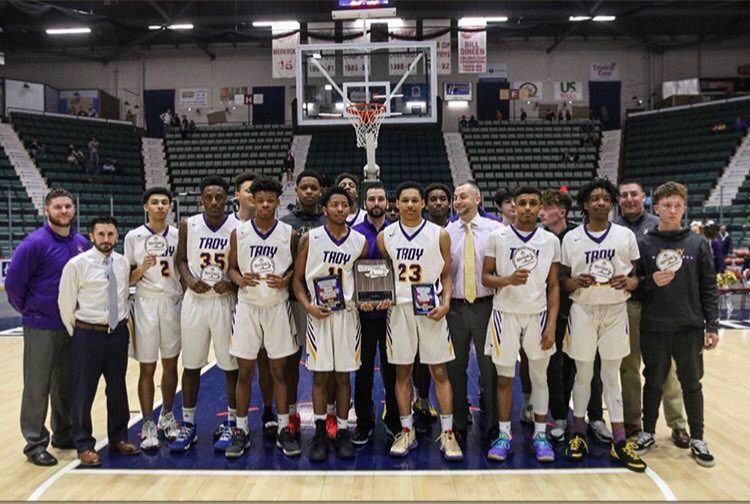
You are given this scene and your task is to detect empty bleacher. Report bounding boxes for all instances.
[165,124,292,216]
[304,127,453,190]
[0,149,42,256]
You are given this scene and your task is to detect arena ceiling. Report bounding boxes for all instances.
[1,0,749,63]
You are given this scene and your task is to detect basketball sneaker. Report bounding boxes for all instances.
[158,411,180,441]
[289,413,301,440]
[352,425,373,445]
[533,433,555,463]
[610,440,647,472]
[262,407,278,441]
[564,433,589,461]
[689,439,715,467]
[309,420,328,463]
[225,428,250,459]
[213,421,235,451]
[168,422,197,452]
[589,419,613,443]
[634,431,655,454]
[438,431,463,462]
[413,407,431,434]
[276,427,302,457]
[549,419,567,444]
[335,429,356,460]
[487,433,512,462]
[140,419,159,451]
[390,428,417,457]
[326,414,338,440]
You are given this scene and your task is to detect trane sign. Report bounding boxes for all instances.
[591,62,619,80]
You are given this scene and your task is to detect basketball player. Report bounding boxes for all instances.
[169,176,240,452]
[493,187,516,226]
[124,187,181,450]
[377,181,463,462]
[482,186,559,463]
[336,172,366,227]
[292,186,367,462]
[226,177,301,458]
[560,177,646,472]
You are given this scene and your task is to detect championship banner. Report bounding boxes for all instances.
[591,62,619,81]
[513,81,544,101]
[179,87,208,106]
[388,23,418,76]
[554,81,584,101]
[272,29,299,79]
[424,20,451,75]
[307,23,336,78]
[343,21,370,77]
[458,20,486,74]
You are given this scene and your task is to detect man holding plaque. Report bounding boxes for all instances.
[124,187,181,450]
[377,181,463,462]
[635,181,719,468]
[170,176,240,452]
[292,187,368,462]
[226,177,301,458]
[560,177,646,472]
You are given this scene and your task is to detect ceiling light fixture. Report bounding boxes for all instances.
[148,23,194,30]
[569,16,592,22]
[46,27,91,35]
[593,15,616,22]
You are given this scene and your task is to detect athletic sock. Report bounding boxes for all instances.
[417,397,429,410]
[326,404,336,415]
[314,414,326,422]
[227,407,237,424]
[439,414,453,432]
[612,425,626,443]
[278,414,290,431]
[534,422,547,436]
[182,407,196,425]
[289,403,297,415]
[573,417,587,435]
[498,421,512,437]
[237,415,249,434]
[400,414,414,430]
[337,416,348,431]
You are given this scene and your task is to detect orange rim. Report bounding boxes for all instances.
[346,103,386,124]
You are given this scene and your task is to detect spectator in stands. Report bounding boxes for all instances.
[561,149,579,163]
[493,186,516,226]
[125,109,136,125]
[283,150,295,183]
[705,223,725,272]
[160,109,172,137]
[67,144,86,171]
[732,116,748,132]
[565,109,572,122]
[600,105,610,129]
[495,110,504,122]
[30,138,45,160]
[88,137,100,170]
[101,158,117,174]
[188,119,196,137]
[87,106,97,118]
[557,110,564,122]
[711,122,727,133]
[520,109,527,121]
[546,110,555,121]
[469,115,479,127]
[171,111,180,130]
[720,225,733,257]
[180,115,189,140]
[459,115,468,128]
[386,193,399,222]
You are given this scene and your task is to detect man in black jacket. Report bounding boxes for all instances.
[636,181,719,468]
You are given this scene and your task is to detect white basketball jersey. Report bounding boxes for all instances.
[485,225,561,314]
[383,220,445,305]
[561,222,640,305]
[346,208,366,227]
[124,224,182,298]
[186,213,240,298]
[236,219,294,306]
[305,226,366,304]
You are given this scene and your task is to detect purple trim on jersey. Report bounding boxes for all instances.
[584,222,612,244]
[252,219,278,240]
[510,225,538,243]
[144,224,169,237]
[203,213,229,233]
[346,208,362,226]
[324,224,351,247]
[399,219,428,242]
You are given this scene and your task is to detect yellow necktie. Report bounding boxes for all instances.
[464,221,476,303]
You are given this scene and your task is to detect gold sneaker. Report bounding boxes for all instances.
[389,428,417,457]
[439,431,464,461]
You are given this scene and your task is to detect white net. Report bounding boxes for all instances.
[347,103,386,149]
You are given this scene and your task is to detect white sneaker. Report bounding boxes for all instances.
[158,411,180,441]
[438,431,463,461]
[389,429,417,457]
[520,400,534,425]
[589,420,612,443]
[140,419,160,450]
[549,419,567,443]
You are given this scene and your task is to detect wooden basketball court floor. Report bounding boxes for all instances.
[0,329,748,502]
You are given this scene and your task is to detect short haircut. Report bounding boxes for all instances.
[200,175,229,194]
[425,182,452,200]
[250,176,283,197]
[364,181,386,198]
[653,181,687,205]
[617,179,643,191]
[142,186,172,205]
[513,185,542,200]
[88,215,118,232]
[493,186,514,206]
[45,188,74,206]
[321,186,352,207]
[576,177,618,214]
[457,180,481,197]
[234,171,257,191]
[396,181,425,200]
[296,169,323,187]
[542,189,573,212]
[335,172,360,187]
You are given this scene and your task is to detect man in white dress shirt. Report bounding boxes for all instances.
[59,216,140,467]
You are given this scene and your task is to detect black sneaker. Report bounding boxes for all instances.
[689,439,715,467]
[564,434,589,462]
[610,440,647,473]
[413,408,431,434]
[335,429,355,459]
[225,428,250,459]
[276,427,302,457]
[262,407,278,441]
[352,425,373,446]
[309,420,328,463]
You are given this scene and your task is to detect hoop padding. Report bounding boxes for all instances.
[347,103,386,149]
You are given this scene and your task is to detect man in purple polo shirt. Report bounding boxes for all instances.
[352,182,400,444]
[5,189,90,466]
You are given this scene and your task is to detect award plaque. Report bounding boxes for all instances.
[512,246,538,271]
[354,259,395,303]
[656,249,683,272]
[200,264,224,286]
[144,234,168,257]
[588,258,615,284]
[412,284,437,316]
[313,275,345,311]
[250,255,275,280]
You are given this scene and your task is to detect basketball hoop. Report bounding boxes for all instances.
[347,102,387,180]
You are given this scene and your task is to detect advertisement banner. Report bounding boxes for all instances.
[424,20,451,75]
[220,87,248,105]
[554,81,584,101]
[272,30,299,79]
[514,81,544,101]
[590,62,619,81]
[179,87,208,106]
[458,20,486,74]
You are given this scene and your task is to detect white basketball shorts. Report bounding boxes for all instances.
[386,303,455,366]
[485,309,554,367]
[230,300,298,360]
[181,289,238,371]
[305,305,361,373]
[564,302,630,362]
[130,293,182,363]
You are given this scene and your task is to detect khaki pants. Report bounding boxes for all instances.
[620,301,687,431]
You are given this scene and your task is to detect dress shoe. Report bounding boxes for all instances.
[51,439,76,450]
[28,450,58,467]
[78,450,102,467]
[672,428,690,449]
[109,440,140,455]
